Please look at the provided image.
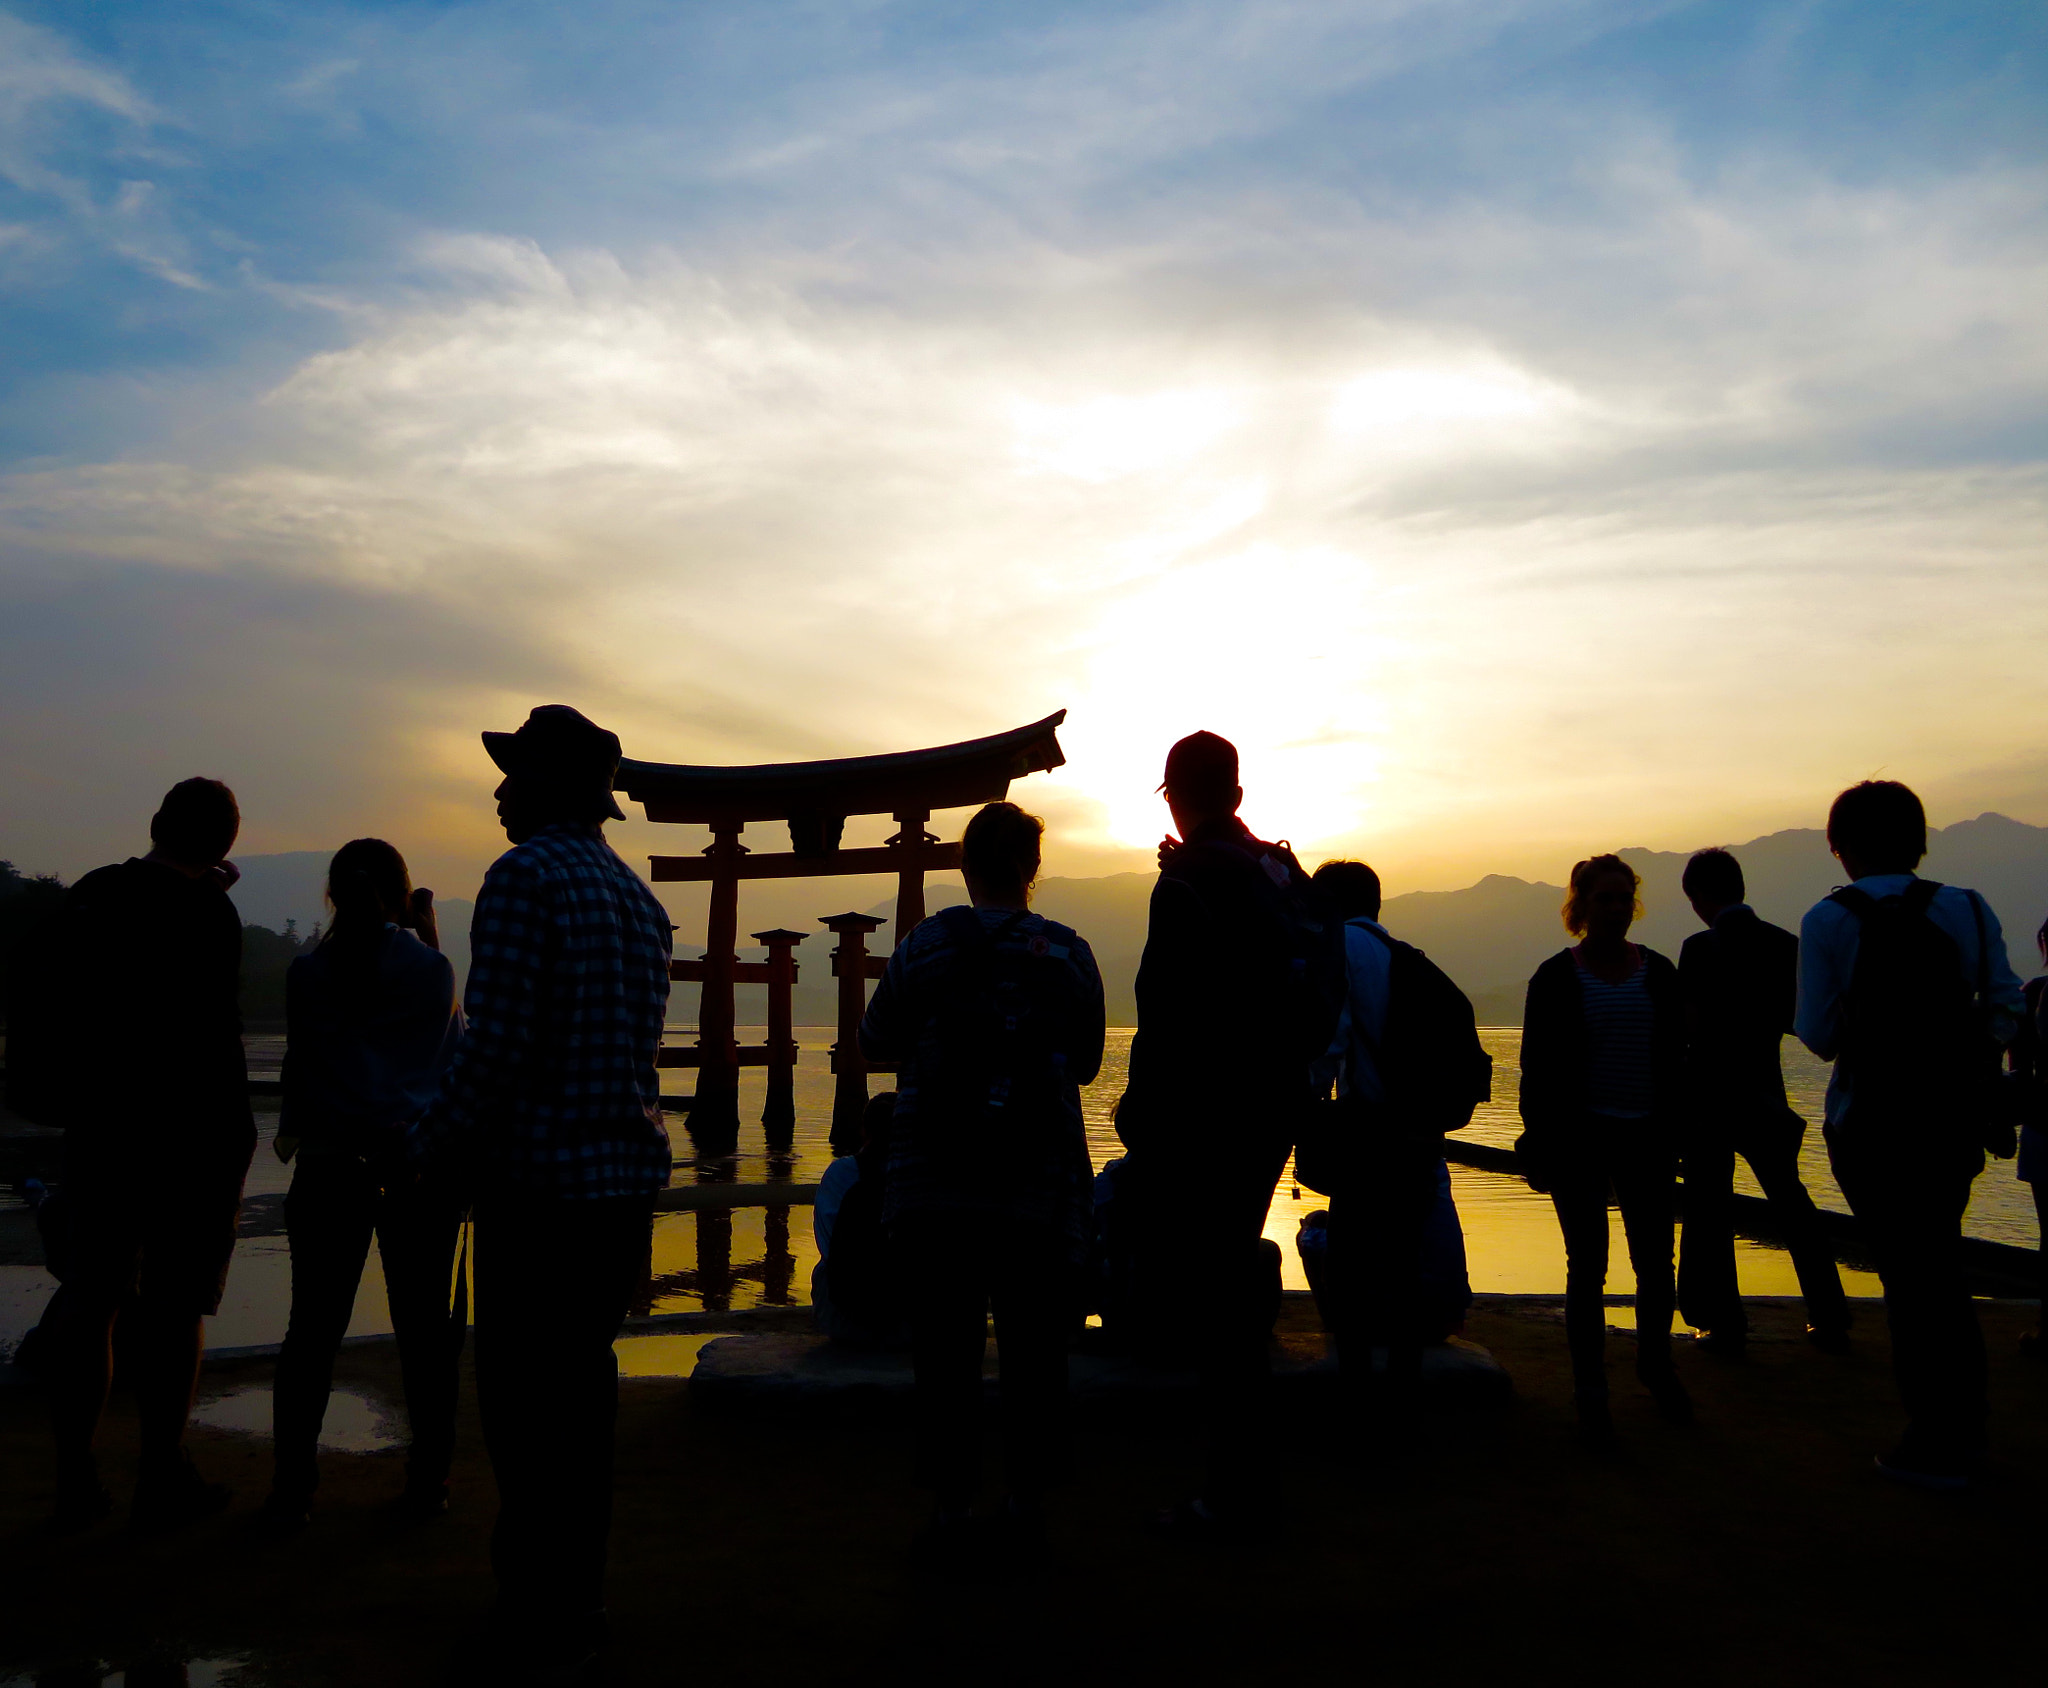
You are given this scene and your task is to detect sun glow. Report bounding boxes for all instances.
[1060,544,1399,856]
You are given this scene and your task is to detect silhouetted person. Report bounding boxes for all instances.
[1673,847,1849,1354]
[1517,854,1691,1443]
[409,706,671,1675]
[811,1091,905,1346]
[37,778,256,1531]
[1305,859,1487,1428]
[859,803,1105,1563]
[2012,916,2048,1358]
[1117,731,1332,1531]
[1798,781,2023,1487]
[264,839,465,1529]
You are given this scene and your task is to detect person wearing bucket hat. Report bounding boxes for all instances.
[411,704,671,1679]
[482,704,629,836]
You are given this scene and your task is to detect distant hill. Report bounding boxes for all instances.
[701,813,2048,1029]
[228,850,474,994]
[234,815,2040,1033]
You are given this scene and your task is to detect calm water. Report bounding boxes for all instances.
[2,1027,2035,1353]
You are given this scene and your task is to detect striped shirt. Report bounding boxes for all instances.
[408,824,674,1199]
[1576,951,1655,1118]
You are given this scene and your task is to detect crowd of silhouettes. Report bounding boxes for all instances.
[7,710,2048,1681]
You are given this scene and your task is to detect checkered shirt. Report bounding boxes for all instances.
[410,824,674,1198]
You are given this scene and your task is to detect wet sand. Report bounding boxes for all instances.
[4,1296,2046,1686]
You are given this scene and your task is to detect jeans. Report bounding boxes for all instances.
[1827,1129,1987,1463]
[893,1212,1078,1506]
[1545,1117,1678,1404]
[474,1190,653,1622]
[272,1155,464,1498]
[1129,1137,1290,1511]
[1678,1106,1850,1339]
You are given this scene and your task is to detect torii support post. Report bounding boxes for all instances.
[693,821,748,1155]
[889,808,935,939]
[752,927,807,1145]
[821,912,886,1149]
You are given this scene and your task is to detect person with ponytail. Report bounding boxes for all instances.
[265,838,465,1528]
[1517,853,1691,1444]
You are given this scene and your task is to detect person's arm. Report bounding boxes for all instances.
[858,948,910,1064]
[408,856,545,1166]
[278,956,312,1159]
[1794,903,1846,1061]
[1068,935,1107,1090]
[1971,894,2026,1046]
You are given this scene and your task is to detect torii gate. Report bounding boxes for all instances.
[615,711,1069,1152]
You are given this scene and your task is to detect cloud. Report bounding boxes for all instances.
[0,0,2044,896]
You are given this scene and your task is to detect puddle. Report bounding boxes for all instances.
[0,1660,249,1687]
[189,1384,403,1452]
[615,1333,722,1377]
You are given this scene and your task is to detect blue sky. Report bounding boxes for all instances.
[3,0,2045,894]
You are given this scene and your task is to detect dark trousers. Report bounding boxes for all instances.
[1678,1108,1849,1339]
[1827,1130,1987,1462]
[273,1155,464,1498]
[1546,1119,1678,1403]
[474,1190,653,1622]
[1327,1136,1443,1406]
[1132,1138,1290,1510]
[894,1213,1076,1506]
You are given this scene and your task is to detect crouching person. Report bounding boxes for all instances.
[858,802,1106,1563]
[410,706,671,1679]
[1300,860,1489,1436]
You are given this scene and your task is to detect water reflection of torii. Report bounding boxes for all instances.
[614,711,1069,1156]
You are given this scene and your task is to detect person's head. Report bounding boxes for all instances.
[1313,858,1382,922]
[960,801,1043,908]
[324,838,413,938]
[1681,847,1745,924]
[483,705,628,844]
[149,778,240,869]
[1563,853,1641,942]
[1159,731,1242,838]
[859,1090,897,1156]
[1826,780,1926,879]
[2036,913,2047,970]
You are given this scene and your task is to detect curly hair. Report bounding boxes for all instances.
[1562,853,1642,937]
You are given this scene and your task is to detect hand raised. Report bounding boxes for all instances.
[407,886,441,952]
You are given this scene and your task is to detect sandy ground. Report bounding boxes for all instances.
[3,1297,2046,1687]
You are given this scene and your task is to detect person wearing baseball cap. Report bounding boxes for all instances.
[411,704,670,1677]
[1119,730,1326,1537]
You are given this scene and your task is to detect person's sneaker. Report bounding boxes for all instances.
[450,1608,606,1686]
[1873,1448,1970,1491]
[46,1482,115,1536]
[258,1488,314,1534]
[1640,1369,1696,1425]
[393,1478,451,1520]
[131,1456,231,1535]
[2018,1328,2045,1361]
[1807,1325,1852,1355]
[1574,1398,1618,1452]
[1694,1328,1747,1357]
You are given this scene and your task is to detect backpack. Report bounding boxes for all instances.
[1828,879,2000,1137]
[824,1151,895,1328]
[915,905,1089,1152]
[1295,926,1492,1195]
[1177,835,1348,1078]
